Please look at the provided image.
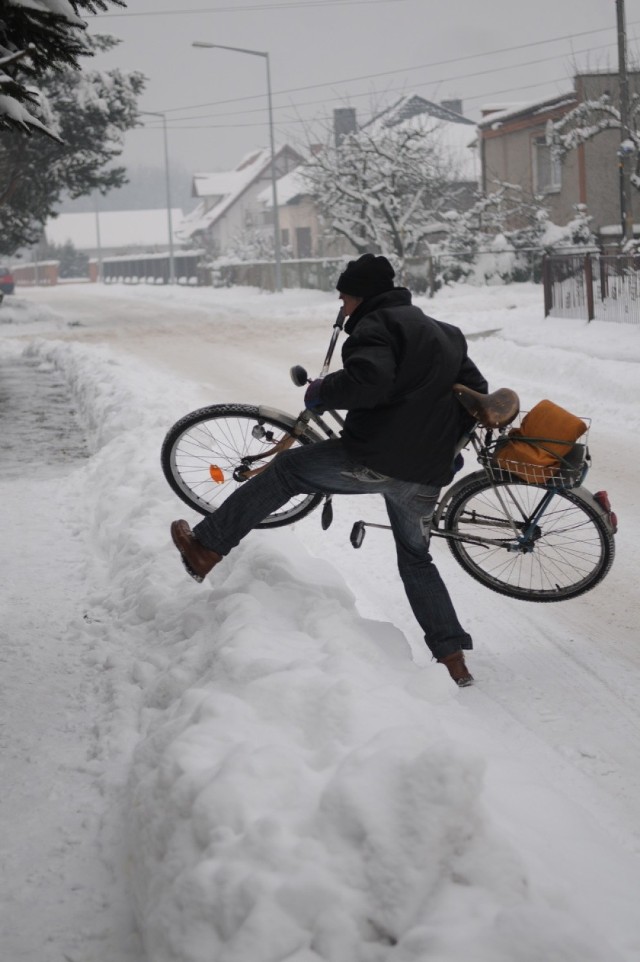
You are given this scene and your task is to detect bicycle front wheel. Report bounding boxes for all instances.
[161,404,323,527]
[443,475,614,601]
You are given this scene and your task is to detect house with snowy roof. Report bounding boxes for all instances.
[176,146,304,255]
[478,71,640,241]
[363,94,480,219]
[364,94,478,186]
[256,161,349,261]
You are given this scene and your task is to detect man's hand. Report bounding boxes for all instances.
[304,378,325,411]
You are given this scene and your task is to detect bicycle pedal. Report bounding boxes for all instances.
[350,521,365,548]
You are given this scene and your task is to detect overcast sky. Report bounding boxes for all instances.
[88,0,639,180]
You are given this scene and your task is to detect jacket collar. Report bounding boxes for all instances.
[345,287,412,332]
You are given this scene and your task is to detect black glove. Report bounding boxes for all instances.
[304,378,325,411]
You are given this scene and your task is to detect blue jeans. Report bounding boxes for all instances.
[193,439,472,660]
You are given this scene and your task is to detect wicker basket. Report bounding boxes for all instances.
[479,414,590,488]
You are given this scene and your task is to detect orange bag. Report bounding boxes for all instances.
[494,400,587,482]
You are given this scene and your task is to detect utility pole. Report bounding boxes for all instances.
[140,111,176,284]
[94,193,103,282]
[616,0,635,243]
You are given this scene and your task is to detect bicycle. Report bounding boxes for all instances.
[161,310,617,603]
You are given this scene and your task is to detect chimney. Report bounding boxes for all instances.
[334,107,357,146]
[441,99,463,116]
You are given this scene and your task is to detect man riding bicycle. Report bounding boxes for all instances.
[171,253,488,686]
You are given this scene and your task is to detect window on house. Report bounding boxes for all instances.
[296,226,312,258]
[534,137,562,193]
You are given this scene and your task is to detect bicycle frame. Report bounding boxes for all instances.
[435,430,557,547]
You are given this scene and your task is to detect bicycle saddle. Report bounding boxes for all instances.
[453,383,520,429]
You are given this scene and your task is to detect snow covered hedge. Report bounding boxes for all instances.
[437,193,596,288]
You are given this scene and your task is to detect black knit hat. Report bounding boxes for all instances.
[336,253,395,298]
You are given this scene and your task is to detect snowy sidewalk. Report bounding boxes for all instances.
[0,350,141,961]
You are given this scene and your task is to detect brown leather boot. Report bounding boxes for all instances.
[170,520,222,583]
[438,651,474,687]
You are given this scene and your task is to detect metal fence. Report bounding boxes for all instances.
[90,253,344,290]
[543,252,640,324]
[92,251,206,285]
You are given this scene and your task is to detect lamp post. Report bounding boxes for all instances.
[192,41,283,292]
[140,110,176,284]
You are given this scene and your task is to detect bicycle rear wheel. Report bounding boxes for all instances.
[443,475,614,601]
[161,404,323,527]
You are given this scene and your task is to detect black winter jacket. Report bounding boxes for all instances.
[317,288,488,485]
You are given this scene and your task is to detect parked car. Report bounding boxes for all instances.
[0,266,15,294]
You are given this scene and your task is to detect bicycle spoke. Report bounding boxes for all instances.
[162,406,322,525]
[445,476,614,601]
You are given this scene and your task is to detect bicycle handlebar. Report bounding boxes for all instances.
[319,307,345,377]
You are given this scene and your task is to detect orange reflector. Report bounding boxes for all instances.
[209,465,225,483]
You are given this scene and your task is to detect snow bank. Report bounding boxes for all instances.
[22,320,629,962]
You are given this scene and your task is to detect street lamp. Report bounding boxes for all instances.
[192,41,283,292]
[140,110,176,284]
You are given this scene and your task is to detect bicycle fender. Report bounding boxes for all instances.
[257,405,326,443]
[570,486,618,535]
[434,470,487,526]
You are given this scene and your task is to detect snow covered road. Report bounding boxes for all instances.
[1,282,639,961]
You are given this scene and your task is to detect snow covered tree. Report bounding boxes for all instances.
[0,36,144,255]
[221,228,293,264]
[302,115,466,273]
[442,183,550,279]
[38,236,88,277]
[0,0,125,137]
[549,92,640,196]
